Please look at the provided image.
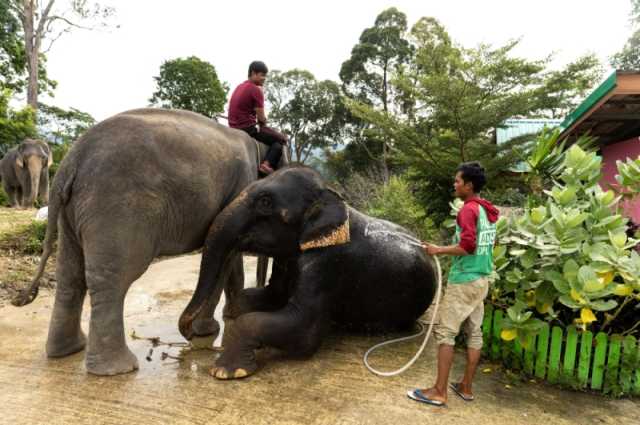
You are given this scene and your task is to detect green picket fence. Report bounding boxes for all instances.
[481,305,640,396]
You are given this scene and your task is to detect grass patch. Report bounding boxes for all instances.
[0,186,8,207]
[0,219,48,255]
[0,207,55,304]
[0,207,35,236]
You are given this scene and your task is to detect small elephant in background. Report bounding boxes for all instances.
[0,138,53,208]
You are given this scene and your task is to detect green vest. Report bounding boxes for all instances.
[448,205,497,284]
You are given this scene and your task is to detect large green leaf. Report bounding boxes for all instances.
[559,295,581,309]
[563,259,580,282]
[589,299,618,311]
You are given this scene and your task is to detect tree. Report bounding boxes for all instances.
[39,103,94,143]
[611,0,640,71]
[0,89,36,156]
[149,56,228,118]
[611,29,640,70]
[534,54,603,118]
[38,103,94,175]
[0,0,26,92]
[348,16,602,222]
[8,0,115,112]
[265,69,344,164]
[339,7,413,180]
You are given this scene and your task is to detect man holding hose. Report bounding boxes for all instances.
[408,162,499,407]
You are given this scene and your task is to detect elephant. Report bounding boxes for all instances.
[0,138,53,208]
[13,108,283,375]
[178,166,438,380]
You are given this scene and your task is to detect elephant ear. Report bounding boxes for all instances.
[35,139,52,167]
[15,152,24,168]
[300,188,350,251]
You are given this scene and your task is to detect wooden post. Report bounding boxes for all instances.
[535,323,550,379]
[547,326,563,384]
[577,331,593,388]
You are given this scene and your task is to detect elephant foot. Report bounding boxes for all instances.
[211,349,257,380]
[192,317,220,337]
[46,331,86,358]
[85,347,139,376]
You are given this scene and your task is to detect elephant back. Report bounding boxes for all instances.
[328,210,437,332]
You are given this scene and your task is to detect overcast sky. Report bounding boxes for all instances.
[40,0,633,122]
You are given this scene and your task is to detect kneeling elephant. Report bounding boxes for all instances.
[179,167,438,379]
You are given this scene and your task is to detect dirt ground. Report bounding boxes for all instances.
[0,253,638,425]
[0,207,56,305]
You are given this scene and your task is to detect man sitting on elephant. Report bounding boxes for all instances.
[228,60,287,175]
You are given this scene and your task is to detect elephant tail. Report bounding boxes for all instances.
[11,165,74,307]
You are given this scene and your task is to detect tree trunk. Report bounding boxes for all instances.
[23,0,39,111]
[381,62,390,184]
[22,0,55,114]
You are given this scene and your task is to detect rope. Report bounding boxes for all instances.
[363,252,442,377]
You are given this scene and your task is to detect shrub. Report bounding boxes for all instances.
[336,168,384,212]
[491,144,640,345]
[0,186,8,207]
[0,220,47,254]
[367,175,439,242]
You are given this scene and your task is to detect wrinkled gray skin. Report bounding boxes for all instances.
[13,108,282,376]
[0,138,52,208]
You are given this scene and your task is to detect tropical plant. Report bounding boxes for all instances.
[489,143,640,345]
[516,128,597,200]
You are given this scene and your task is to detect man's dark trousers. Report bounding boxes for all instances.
[240,125,285,167]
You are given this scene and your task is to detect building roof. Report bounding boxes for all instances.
[558,71,640,146]
[496,119,563,145]
[496,119,563,172]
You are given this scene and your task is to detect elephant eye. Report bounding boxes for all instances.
[256,194,272,213]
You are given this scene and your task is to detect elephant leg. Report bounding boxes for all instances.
[212,275,329,380]
[39,171,49,205]
[46,222,87,358]
[85,282,138,376]
[4,184,19,207]
[224,258,290,318]
[83,233,154,376]
[15,187,23,208]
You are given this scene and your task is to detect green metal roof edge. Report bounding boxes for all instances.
[559,71,618,133]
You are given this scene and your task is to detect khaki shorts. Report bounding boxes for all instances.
[434,277,489,350]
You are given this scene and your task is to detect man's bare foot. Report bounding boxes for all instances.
[259,161,274,175]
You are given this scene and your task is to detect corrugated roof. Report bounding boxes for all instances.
[496,119,563,172]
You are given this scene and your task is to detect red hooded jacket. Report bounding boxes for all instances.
[457,197,500,254]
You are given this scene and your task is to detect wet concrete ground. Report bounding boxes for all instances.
[1,254,638,425]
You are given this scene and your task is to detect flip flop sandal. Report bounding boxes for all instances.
[406,389,446,407]
[450,383,475,401]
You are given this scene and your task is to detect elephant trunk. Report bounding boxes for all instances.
[179,193,251,340]
[25,156,42,207]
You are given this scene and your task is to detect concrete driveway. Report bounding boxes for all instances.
[0,254,637,425]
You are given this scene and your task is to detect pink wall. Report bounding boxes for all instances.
[601,136,640,224]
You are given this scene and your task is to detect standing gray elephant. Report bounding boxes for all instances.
[13,108,280,375]
[0,138,53,208]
